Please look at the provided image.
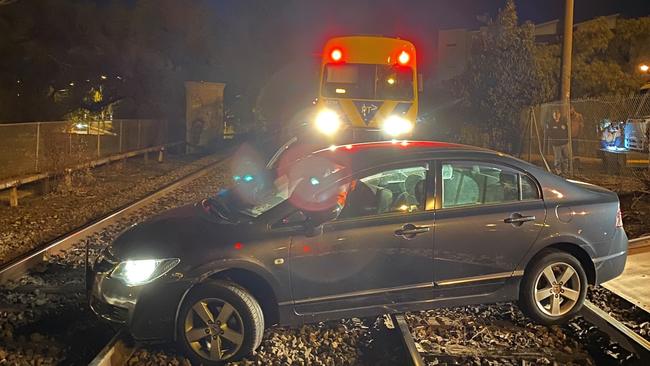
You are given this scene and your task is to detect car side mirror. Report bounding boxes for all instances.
[301,219,322,237]
[307,204,340,225]
[301,204,341,237]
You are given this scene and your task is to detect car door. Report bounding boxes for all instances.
[289,162,435,315]
[433,160,546,287]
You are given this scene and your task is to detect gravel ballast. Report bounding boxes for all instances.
[0,152,225,265]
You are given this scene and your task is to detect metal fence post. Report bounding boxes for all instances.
[119,121,123,153]
[97,128,101,158]
[137,120,142,149]
[528,108,533,162]
[35,123,40,172]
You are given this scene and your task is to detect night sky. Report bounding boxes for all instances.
[213,0,649,120]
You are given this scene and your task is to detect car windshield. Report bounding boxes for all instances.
[238,175,292,217]
[321,63,414,100]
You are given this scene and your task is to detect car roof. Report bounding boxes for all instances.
[311,140,496,169]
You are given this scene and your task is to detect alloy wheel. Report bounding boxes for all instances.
[533,262,581,317]
[184,298,245,361]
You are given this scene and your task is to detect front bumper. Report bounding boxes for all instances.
[594,227,628,285]
[87,258,192,342]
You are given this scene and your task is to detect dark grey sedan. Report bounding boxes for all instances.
[88,141,627,365]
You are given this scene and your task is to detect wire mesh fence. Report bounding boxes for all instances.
[0,119,168,181]
[521,94,650,190]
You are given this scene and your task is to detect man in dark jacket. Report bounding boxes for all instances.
[546,109,569,174]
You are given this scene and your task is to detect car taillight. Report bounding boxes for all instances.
[615,206,623,228]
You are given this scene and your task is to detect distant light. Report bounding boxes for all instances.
[398,51,410,65]
[233,175,242,182]
[116,76,123,80]
[640,64,649,73]
[16,80,20,84]
[335,88,347,94]
[398,205,409,211]
[234,242,243,250]
[243,174,254,182]
[302,245,311,253]
[310,177,320,186]
[387,78,396,85]
[331,48,343,62]
[69,82,75,86]
[75,123,87,129]
[16,93,20,97]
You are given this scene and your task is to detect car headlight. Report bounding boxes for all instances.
[382,115,414,136]
[315,109,341,135]
[110,258,180,286]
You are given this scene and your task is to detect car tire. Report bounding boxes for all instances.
[519,249,588,325]
[177,280,264,365]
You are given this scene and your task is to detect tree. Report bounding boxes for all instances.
[535,16,648,100]
[452,0,544,152]
[0,0,224,139]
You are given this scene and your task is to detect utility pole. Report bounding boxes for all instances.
[561,0,574,175]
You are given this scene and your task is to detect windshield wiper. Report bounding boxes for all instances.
[202,197,238,223]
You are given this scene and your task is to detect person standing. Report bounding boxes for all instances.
[546,109,569,175]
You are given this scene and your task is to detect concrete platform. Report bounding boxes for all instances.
[602,243,650,313]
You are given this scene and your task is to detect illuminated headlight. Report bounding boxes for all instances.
[315,109,341,135]
[382,115,414,137]
[110,258,180,286]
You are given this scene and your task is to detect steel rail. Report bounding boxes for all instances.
[393,314,425,366]
[581,300,650,360]
[88,330,136,366]
[0,154,228,284]
[628,235,650,254]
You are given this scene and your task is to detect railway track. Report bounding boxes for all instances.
[0,154,229,284]
[397,236,650,366]
[0,153,231,365]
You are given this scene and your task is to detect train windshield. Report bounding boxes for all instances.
[321,63,413,100]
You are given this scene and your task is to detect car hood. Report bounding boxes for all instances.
[109,203,252,261]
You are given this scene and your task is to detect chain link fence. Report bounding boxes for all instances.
[0,119,168,181]
[520,94,650,190]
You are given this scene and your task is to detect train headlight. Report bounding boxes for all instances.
[111,258,180,286]
[382,115,413,137]
[315,109,341,135]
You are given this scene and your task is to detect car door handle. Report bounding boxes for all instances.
[394,223,430,239]
[504,214,536,224]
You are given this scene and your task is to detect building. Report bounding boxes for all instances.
[434,14,620,83]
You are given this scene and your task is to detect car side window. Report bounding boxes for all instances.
[521,174,540,200]
[441,162,526,208]
[338,165,428,219]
